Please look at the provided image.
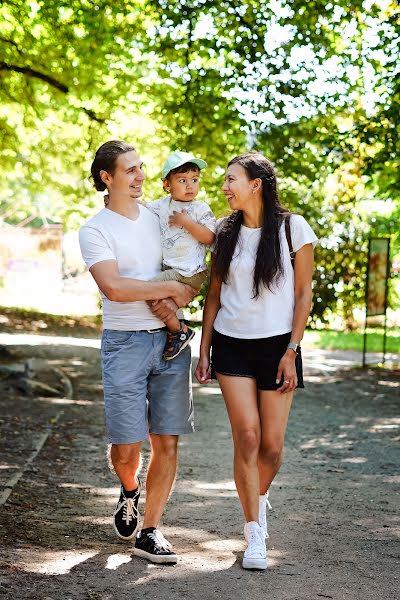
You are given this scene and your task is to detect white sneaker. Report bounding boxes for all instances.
[242,521,267,570]
[259,491,272,539]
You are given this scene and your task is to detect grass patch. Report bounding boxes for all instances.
[304,328,399,353]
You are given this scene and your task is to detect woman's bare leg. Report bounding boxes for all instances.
[257,390,294,494]
[217,374,261,523]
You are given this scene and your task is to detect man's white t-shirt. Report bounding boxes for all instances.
[213,214,318,339]
[79,206,165,331]
[146,196,217,277]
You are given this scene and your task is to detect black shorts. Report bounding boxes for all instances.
[211,329,304,391]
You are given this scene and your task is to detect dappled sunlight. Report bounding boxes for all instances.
[195,481,236,491]
[306,374,342,383]
[105,553,132,570]
[353,517,400,538]
[84,486,119,497]
[194,386,222,395]
[78,382,104,392]
[367,418,400,433]
[0,463,19,470]
[163,525,231,544]
[59,482,94,490]
[377,380,399,388]
[383,475,400,484]
[38,397,93,406]
[59,483,120,508]
[75,516,110,526]
[14,549,98,575]
[200,538,243,553]
[175,478,237,498]
[305,361,338,372]
[300,435,354,450]
[0,332,100,349]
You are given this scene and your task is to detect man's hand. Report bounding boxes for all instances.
[169,209,191,229]
[169,281,196,307]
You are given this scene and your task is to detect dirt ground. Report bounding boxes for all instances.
[0,316,399,600]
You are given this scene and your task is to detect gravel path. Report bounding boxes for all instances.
[0,334,398,600]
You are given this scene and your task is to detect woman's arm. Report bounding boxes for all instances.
[290,243,315,344]
[276,243,314,393]
[195,256,222,383]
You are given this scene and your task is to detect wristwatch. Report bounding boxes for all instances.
[287,342,301,355]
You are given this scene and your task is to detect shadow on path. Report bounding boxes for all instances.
[0,335,399,600]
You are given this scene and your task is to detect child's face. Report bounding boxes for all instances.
[164,169,200,202]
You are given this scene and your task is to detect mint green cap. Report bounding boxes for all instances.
[162,150,207,179]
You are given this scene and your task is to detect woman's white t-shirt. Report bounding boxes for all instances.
[213,215,318,339]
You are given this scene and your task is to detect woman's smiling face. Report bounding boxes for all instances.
[221,162,255,211]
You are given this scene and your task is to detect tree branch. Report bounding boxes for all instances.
[0,61,69,92]
[82,107,106,124]
[0,61,106,122]
[0,36,23,55]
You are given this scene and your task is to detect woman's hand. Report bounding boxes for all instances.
[195,355,212,384]
[275,351,298,393]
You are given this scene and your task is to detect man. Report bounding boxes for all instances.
[79,140,195,564]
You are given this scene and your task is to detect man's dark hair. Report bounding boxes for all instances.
[91,141,136,191]
[166,162,200,179]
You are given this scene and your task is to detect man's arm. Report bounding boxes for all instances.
[90,260,195,306]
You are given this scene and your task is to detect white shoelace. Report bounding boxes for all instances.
[259,493,272,538]
[121,497,138,525]
[244,526,266,558]
[147,529,172,551]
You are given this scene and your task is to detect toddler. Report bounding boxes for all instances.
[147,150,216,360]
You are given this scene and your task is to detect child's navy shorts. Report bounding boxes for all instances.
[211,329,304,391]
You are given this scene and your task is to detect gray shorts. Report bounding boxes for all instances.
[101,329,194,444]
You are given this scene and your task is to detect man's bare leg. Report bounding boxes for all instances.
[142,434,179,528]
[110,442,141,491]
[111,442,142,542]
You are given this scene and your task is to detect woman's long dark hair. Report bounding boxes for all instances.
[214,152,290,298]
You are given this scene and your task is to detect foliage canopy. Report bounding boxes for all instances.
[1,0,398,324]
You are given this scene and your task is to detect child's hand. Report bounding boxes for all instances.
[169,209,191,229]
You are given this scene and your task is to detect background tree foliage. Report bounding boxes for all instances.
[1,0,398,325]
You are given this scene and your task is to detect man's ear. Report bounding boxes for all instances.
[100,169,112,187]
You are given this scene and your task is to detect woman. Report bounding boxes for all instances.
[195,152,317,570]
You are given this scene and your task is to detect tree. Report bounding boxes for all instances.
[1,0,398,324]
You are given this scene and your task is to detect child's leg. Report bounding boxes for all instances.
[163,314,181,333]
[149,270,183,332]
[160,270,207,361]
[150,269,207,360]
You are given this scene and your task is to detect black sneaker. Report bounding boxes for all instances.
[133,527,178,564]
[113,481,140,541]
[162,322,195,361]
